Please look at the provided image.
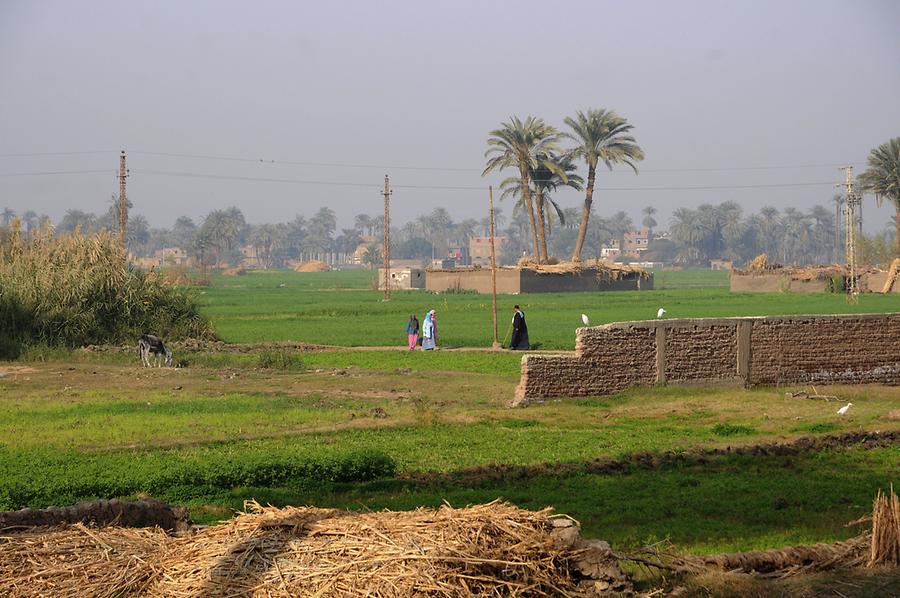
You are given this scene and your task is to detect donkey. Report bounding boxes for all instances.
[138,334,173,367]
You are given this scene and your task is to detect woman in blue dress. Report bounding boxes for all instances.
[422,309,437,350]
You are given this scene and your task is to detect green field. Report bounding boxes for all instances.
[199,269,899,348]
[1,359,897,557]
[2,267,899,595]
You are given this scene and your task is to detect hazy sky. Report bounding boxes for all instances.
[1,0,898,232]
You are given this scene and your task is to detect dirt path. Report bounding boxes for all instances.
[89,340,576,355]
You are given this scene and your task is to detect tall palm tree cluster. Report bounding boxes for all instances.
[859,137,900,257]
[668,201,853,266]
[4,137,895,269]
[483,111,645,263]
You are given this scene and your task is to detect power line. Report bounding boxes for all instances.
[129,168,838,192]
[128,149,863,174]
[0,150,116,158]
[0,169,114,177]
[129,150,477,172]
[0,147,866,174]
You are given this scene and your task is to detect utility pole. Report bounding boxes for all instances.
[382,174,392,301]
[834,195,842,264]
[489,186,500,349]
[840,166,860,303]
[118,150,128,252]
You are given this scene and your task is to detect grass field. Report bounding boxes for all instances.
[198,269,899,348]
[2,267,899,595]
[1,360,897,556]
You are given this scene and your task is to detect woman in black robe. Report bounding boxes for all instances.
[509,305,529,350]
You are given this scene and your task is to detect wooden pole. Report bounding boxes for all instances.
[842,166,859,304]
[118,150,127,252]
[490,185,500,349]
[382,174,391,301]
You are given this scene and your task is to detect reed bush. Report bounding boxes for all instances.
[0,223,215,358]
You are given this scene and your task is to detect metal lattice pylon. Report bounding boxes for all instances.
[841,166,860,303]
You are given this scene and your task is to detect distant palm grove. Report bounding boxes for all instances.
[1,135,897,268]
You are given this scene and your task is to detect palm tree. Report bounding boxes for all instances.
[564,109,644,262]
[1,207,16,228]
[22,210,38,234]
[831,193,844,263]
[641,206,657,239]
[483,116,564,263]
[354,213,373,237]
[499,152,583,261]
[361,243,381,270]
[859,137,900,256]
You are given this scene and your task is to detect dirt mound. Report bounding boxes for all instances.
[221,266,246,276]
[0,500,628,597]
[0,499,191,533]
[294,260,330,272]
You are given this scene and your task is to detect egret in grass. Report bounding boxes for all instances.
[581,314,590,326]
[657,308,667,319]
[837,402,853,415]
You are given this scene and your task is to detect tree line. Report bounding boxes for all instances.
[2,137,897,267]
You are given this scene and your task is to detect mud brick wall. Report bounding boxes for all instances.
[749,315,900,385]
[513,313,900,404]
[665,325,737,382]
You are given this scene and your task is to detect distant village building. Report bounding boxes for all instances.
[468,236,508,267]
[602,230,651,262]
[447,245,470,266]
[376,267,425,290]
[623,229,650,256]
[600,241,620,261]
[710,259,733,271]
[131,256,160,269]
[155,247,189,266]
[238,245,262,269]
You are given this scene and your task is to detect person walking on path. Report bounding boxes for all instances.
[406,314,419,350]
[509,305,530,350]
[422,309,437,350]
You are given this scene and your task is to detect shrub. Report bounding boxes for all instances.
[0,225,215,357]
[711,423,756,437]
[0,449,398,510]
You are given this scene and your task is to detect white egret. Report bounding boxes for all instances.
[581,314,590,326]
[837,402,853,415]
[657,308,667,319]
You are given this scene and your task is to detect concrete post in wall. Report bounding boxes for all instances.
[736,319,752,386]
[655,324,667,385]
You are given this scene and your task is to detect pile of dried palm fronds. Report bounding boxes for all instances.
[746,253,776,272]
[624,487,900,579]
[868,486,900,566]
[514,258,650,280]
[882,258,900,293]
[0,523,167,598]
[0,500,599,597]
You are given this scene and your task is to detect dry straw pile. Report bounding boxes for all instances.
[0,500,587,597]
[294,260,330,272]
[513,258,649,280]
[868,485,900,567]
